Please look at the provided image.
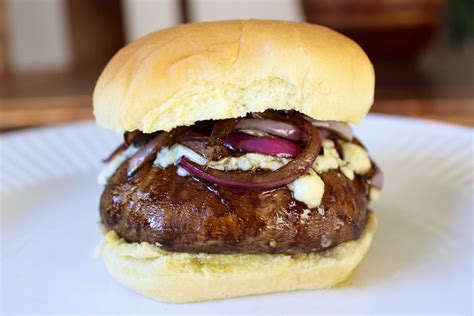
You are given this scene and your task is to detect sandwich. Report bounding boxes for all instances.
[94,20,383,303]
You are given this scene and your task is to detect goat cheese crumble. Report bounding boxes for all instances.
[97,145,138,185]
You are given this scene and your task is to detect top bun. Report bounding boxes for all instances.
[93,20,374,133]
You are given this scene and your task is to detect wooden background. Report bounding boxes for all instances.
[1,0,473,131]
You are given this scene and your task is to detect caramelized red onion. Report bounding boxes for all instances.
[210,119,239,145]
[180,157,303,190]
[127,132,169,177]
[304,117,353,141]
[318,129,331,140]
[125,130,156,147]
[369,163,384,189]
[124,131,140,146]
[179,134,230,161]
[223,133,301,158]
[103,143,127,163]
[235,119,305,141]
[179,116,320,190]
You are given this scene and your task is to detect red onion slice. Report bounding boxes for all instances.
[127,132,169,177]
[369,163,384,189]
[103,143,127,163]
[124,130,156,147]
[180,157,302,190]
[179,116,320,190]
[210,119,239,145]
[318,129,331,140]
[235,119,305,141]
[223,133,301,158]
[303,117,353,141]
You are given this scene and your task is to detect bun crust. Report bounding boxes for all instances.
[93,20,374,133]
[97,212,377,303]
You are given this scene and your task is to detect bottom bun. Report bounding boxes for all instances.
[98,211,377,303]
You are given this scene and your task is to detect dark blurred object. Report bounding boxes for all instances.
[447,0,474,45]
[0,0,9,77]
[302,0,445,60]
[180,0,190,23]
[66,0,125,73]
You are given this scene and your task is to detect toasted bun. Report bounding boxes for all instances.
[97,211,376,303]
[93,20,374,133]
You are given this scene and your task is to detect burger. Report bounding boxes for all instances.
[94,20,382,303]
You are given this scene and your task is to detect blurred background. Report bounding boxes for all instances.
[0,0,473,131]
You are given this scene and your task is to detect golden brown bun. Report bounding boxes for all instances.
[97,211,377,303]
[93,20,374,133]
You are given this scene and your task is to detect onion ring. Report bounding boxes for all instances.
[179,116,320,190]
[235,119,305,141]
[127,132,169,177]
[224,133,301,158]
[210,119,239,145]
[303,117,353,141]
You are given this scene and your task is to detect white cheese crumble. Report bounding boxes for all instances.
[312,139,371,181]
[340,166,355,180]
[341,142,372,175]
[369,187,381,201]
[176,166,189,177]
[154,144,207,168]
[313,139,341,173]
[287,169,325,208]
[312,139,357,180]
[97,145,138,185]
[207,153,290,172]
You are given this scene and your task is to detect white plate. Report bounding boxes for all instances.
[1,114,473,315]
